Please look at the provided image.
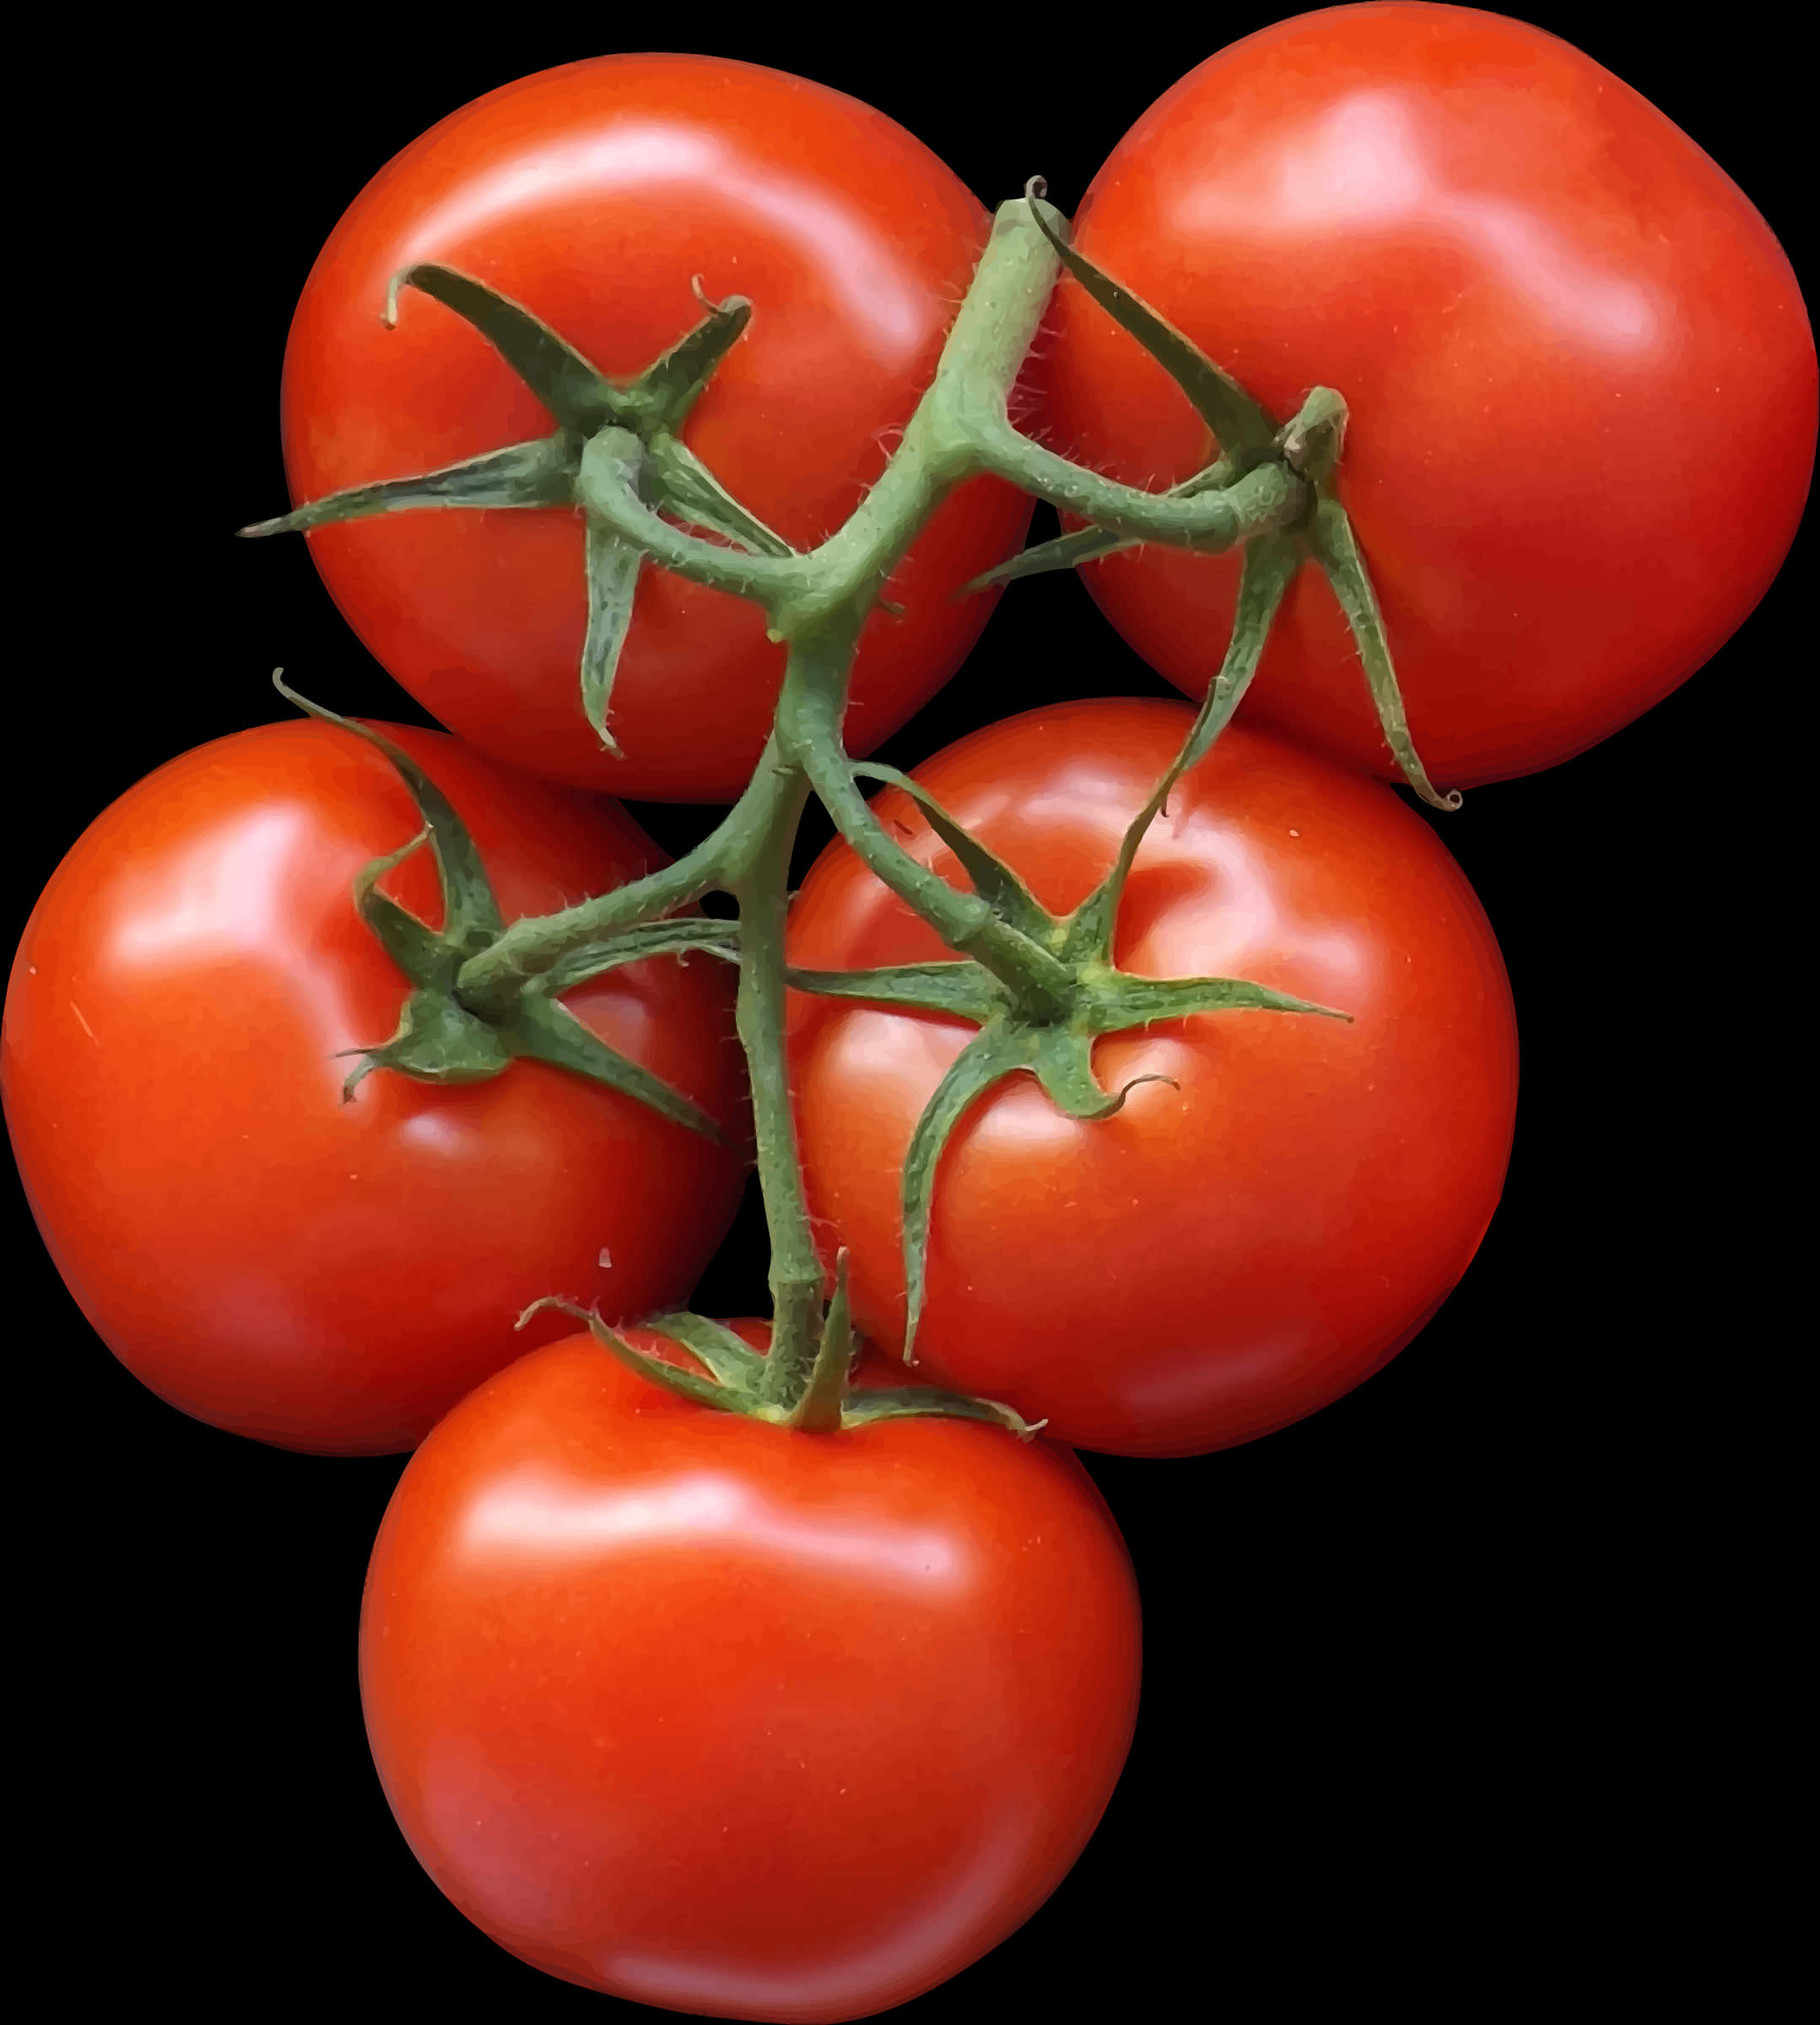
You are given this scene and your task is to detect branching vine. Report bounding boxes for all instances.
[249,187,1447,1423]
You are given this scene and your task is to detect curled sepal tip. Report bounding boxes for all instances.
[627,290,753,431]
[1032,1028,1175,1120]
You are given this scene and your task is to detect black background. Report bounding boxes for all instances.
[16,8,1804,2012]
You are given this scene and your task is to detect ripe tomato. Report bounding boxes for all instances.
[1040,3,1817,786]
[282,54,1032,802]
[3,720,746,1455]
[787,699,1517,1456]
[359,1324,1140,2021]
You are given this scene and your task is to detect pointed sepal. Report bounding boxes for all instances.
[386,265,625,432]
[1061,532,1302,962]
[853,761,1054,945]
[1023,178,1277,455]
[1082,972,1350,1032]
[899,1022,1040,1364]
[635,1311,770,1389]
[1168,531,1305,782]
[624,287,753,430]
[838,1383,1044,1439]
[643,434,798,557]
[238,435,575,540]
[547,1300,747,1415]
[350,829,444,986]
[581,518,644,755]
[784,1251,858,1433]
[785,960,1002,1024]
[274,673,507,954]
[500,993,726,1143]
[964,521,1129,591]
[1301,497,1461,812]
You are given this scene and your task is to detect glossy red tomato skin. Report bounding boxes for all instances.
[786,699,1518,1457]
[1041,3,1817,787]
[359,1326,1140,2022]
[283,54,1032,803]
[2,721,746,1455]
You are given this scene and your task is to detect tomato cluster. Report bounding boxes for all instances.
[11,10,1809,2017]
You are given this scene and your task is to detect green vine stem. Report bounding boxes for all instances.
[444,196,1328,1388]
[723,750,822,1397]
[452,197,1309,1009]
[266,186,1445,1421]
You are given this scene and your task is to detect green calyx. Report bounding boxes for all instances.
[788,590,1350,1366]
[520,1256,1041,1438]
[243,268,794,755]
[273,675,734,1137]
[966,188,1460,813]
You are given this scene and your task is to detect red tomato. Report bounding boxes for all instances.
[2,721,746,1455]
[282,54,1032,802]
[786,699,1518,1456]
[1040,3,1817,786]
[359,1324,1140,2021]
